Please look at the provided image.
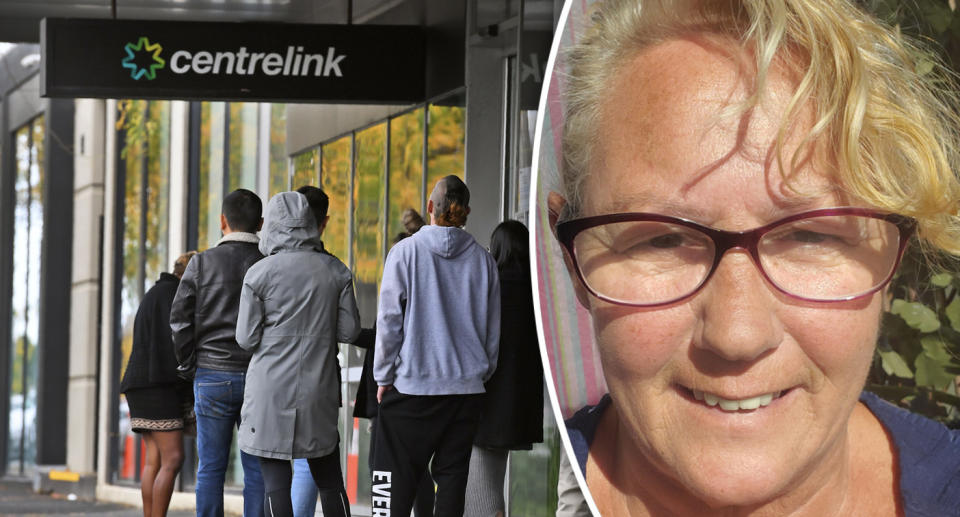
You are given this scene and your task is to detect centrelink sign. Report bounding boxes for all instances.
[41,18,426,103]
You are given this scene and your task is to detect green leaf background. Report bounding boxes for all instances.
[857,0,960,428]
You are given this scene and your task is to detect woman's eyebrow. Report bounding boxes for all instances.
[603,192,711,220]
[603,190,836,225]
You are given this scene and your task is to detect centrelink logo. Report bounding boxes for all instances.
[121,37,165,80]
[121,36,346,80]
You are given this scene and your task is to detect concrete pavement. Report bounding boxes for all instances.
[0,479,193,517]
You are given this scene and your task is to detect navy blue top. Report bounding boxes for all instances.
[566,391,960,516]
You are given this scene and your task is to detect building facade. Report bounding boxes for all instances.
[0,0,564,514]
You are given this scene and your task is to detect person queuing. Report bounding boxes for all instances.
[400,207,426,236]
[286,185,338,517]
[236,190,360,517]
[170,189,265,517]
[120,251,197,517]
[372,175,500,517]
[465,220,544,517]
[354,212,435,517]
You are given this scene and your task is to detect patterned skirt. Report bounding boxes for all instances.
[126,384,191,433]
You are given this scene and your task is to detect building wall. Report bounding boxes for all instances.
[67,99,105,475]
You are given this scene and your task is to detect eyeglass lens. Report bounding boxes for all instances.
[572,214,902,305]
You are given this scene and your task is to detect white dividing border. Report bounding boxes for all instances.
[528,1,602,515]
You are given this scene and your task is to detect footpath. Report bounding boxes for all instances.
[0,479,193,517]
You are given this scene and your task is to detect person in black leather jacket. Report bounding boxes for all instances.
[170,188,266,517]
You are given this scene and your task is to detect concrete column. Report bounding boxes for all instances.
[464,43,507,248]
[66,99,105,479]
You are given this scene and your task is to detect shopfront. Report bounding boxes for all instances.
[0,42,74,482]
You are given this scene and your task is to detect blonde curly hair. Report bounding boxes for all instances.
[561,0,960,256]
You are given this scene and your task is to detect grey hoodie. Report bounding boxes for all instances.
[374,224,500,395]
[237,192,361,459]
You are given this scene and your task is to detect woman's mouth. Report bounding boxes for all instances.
[688,388,786,412]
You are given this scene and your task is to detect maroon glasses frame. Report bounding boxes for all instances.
[555,207,917,307]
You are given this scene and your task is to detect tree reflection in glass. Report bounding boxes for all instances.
[321,136,352,262]
[388,109,424,239]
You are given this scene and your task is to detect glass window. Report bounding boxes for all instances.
[8,115,44,475]
[115,101,171,483]
[144,103,171,287]
[352,123,386,328]
[320,136,352,262]
[197,101,264,250]
[388,109,425,240]
[198,102,226,251]
[340,346,369,509]
[268,104,289,199]
[508,398,561,515]
[292,148,319,190]
[511,109,537,221]
[228,103,259,191]
[426,94,466,192]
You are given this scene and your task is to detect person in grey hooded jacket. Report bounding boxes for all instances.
[236,191,361,517]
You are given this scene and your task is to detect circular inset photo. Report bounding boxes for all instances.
[531,1,960,515]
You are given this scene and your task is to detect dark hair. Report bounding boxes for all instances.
[222,189,262,233]
[392,232,410,246]
[490,220,528,271]
[296,185,329,226]
[430,175,470,227]
[173,251,197,278]
[401,208,426,234]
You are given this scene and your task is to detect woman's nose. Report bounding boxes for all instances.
[694,250,784,362]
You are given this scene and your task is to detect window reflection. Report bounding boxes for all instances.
[269,104,288,198]
[427,98,466,191]
[508,399,561,516]
[145,103,171,290]
[198,102,226,251]
[8,116,44,475]
[388,109,424,239]
[228,103,259,192]
[292,148,319,191]
[352,124,386,328]
[321,136,352,262]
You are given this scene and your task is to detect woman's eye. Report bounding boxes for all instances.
[648,233,685,248]
[787,230,830,243]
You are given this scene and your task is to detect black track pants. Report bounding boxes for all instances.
[259,450,350,517]
[369,416,437,517]
[372,391,482,517]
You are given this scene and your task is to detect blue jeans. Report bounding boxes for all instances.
[291,458,318,517]
[194,368,265,517]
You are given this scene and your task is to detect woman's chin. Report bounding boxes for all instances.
[672,462,792,510]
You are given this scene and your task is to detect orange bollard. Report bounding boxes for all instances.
[121,434,134,479]
[346,417,360,503]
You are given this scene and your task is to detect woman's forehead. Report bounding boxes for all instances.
[582,38,837,223]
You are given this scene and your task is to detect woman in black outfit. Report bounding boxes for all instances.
[119,251,196,517]
[465,220,544,517]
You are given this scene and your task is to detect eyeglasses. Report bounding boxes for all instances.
[556,207,916,307]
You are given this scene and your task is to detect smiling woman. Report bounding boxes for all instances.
[537,0,960,516]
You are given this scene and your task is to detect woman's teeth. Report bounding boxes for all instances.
[691,389,781,411]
